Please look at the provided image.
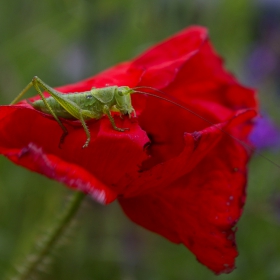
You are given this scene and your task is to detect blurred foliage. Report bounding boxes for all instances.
[1,0,280,279]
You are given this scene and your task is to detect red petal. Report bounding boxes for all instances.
[119,110,255,274]
[130,26,257,168]
[131,26,209,89]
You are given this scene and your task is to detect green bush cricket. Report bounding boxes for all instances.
[11,76,136,148]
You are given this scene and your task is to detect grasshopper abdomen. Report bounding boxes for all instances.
[32,92,102,120]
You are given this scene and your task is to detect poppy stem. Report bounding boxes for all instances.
[12,190,86,280]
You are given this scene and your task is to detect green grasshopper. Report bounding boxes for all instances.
[11,76,136,148]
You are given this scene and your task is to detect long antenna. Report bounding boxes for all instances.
[132,87,280,169]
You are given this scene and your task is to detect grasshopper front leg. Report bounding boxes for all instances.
[103,105,129,132]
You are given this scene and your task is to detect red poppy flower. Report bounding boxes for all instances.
[0,26,257,274]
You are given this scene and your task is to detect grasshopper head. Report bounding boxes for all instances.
[115,86,135,116]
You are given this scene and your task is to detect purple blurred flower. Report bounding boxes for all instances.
[250,114,280,150]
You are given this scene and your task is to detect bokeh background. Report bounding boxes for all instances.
[1,0,280,279]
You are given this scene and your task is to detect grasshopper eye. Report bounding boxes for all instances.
[86,94,93,99]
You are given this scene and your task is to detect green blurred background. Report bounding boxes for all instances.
[1,0,280,279]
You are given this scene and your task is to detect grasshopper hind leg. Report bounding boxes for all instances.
[11,77,69,148]
[10,82,33,105]
[31,77,69,148]
[59,130,68,148]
